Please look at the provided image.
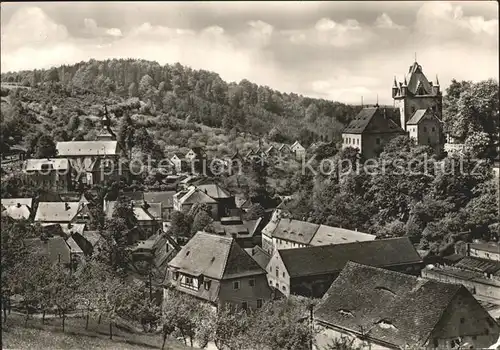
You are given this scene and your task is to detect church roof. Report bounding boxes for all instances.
[405,62,433,95]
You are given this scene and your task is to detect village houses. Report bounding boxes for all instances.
[165,231,273,310]
[314,262,500,349]
[24,158,72,192]
[266,237,423,298]
[262,209,376,255]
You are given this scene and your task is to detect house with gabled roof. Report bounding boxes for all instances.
[261,210,376,255]
[266,237,423,298]
[165,231,273,310]
[407,107,443,153]
[342,107,406,159]
[173,186,219,218]
[290,141,306,159]
[104,200,159,240]
[144,191,176,220]
[197,183,236,217]
[34,202,90,224]
[169,153,183,173]
[24,158,72,192]
[314,262,499,350]
[1,198,33,208]
[23,236,75,267]
[1,203,31,220]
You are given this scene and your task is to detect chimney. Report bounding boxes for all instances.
[65,203,70,211]
[16,203,21,208]
[68,222,72,229]
[251,248,255,256]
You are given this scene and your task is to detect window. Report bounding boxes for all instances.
[257,299,263,308]
[233,281,240,290]
[276,267,279,278]
[282,272,285,278]
[173,271,179,281]
[423,126,427,132]
[204,280,211,290]
[249,279,255,287]
[376,138,381,145]
[428,137,431,144]
[460,317,465,324]
[242,302,248,310]
[282,285,286,291]
[432,127,435,132]
[357,138,359,145]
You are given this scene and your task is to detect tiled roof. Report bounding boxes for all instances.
[1,204,31,220]
[144,191,176,208]
[81,230,102,247]
[177,186,218,205]
[454,256,500,274]
[310,225,376,246]
[315,262,464,348]
[23,237,72,264]
[1,198,33,208]
[343,107,405,135]
[406,109,427,125]
[66,236,84,254]
[41,223,86,236]
[168,231,265,280]
[25,158,69,171]
[133,206,156,221]
[143,203,162,220]
[244,246,271,270]
[279,237,422,278]
[406,62,433,96]
[34,202,83,222]
[56,141,119,157]
[196,184,231,199]
[273,218,320,245]
[104,191,144,201]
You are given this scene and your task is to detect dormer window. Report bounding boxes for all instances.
[204,280,211,290]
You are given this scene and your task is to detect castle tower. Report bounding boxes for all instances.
[392,61,442,131]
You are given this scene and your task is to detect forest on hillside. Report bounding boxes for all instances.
[1,58,362,146]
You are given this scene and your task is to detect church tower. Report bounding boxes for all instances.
[392,61,442,131]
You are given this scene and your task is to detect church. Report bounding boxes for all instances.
[342,61,444,158]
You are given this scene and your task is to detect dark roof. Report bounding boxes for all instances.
[454,256,500,274]
[168,231,265,280]
[279,237,422,278]
[143,191,176,208]
[407,108,441,125]
[343,107,405,135]
[315,262,465,348]
[23,237,72,264]
[244,246,271,270]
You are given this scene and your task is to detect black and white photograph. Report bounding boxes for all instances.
[1,1,499,349]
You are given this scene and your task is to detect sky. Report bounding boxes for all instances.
[1,1,498,104]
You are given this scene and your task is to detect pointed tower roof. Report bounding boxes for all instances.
[403,77,407,86]
[435,74,440,86]
[393,76,397,87]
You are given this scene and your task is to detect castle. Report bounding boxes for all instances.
[342,61,444,158]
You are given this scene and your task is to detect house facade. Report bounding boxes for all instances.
[314,262,499,350]
[342,107,407,159]
[290,141,306,159]
[266,237,423,298]
[55,140,123,186]
[173,186,219,218]
[261,210,376,255]
[165,231,273,310]
[24,158,72,192]
[407,108,444,154]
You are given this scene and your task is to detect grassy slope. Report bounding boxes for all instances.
[2,313,190,350]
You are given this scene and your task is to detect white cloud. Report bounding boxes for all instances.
[375,13,404,29]
[83,18,122,37]
[1,6,68,50]
[416,2,498,39]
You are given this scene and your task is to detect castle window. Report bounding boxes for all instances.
[376,138,381,145]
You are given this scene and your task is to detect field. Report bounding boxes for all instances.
[1,312,190,350]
